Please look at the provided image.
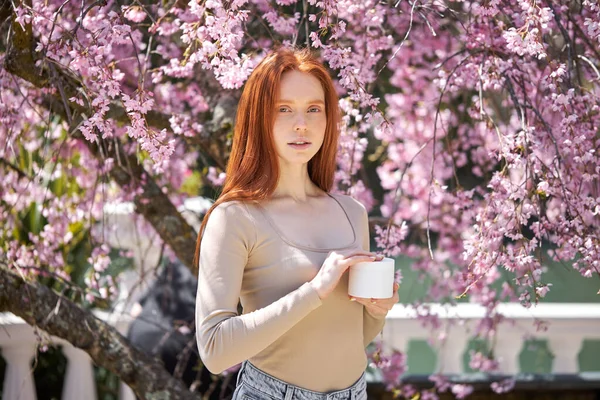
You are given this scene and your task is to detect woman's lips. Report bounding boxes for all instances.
[287,142,311,150]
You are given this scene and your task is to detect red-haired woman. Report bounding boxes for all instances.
[194,48,399,400]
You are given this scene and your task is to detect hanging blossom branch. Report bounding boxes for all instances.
[4,4,198,274]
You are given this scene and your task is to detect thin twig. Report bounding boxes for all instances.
[304,0,310,48]
[72,0,106,37]
[578,54,600,81]
[377,0,418,76]
[0,158,32,179]
[543,0,575,89]
[425,52,476,260]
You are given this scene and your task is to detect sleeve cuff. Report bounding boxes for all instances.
[298,281,323,310]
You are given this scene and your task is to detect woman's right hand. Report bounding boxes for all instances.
[309,248,382,300]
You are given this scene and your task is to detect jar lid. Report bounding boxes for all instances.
[350,257,394,270]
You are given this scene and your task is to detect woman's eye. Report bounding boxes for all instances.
[279,107,291,113]
[308,107,322,113]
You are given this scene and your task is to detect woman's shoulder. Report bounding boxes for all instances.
[208,200,256,225]
[328,192,367,217]
[203,200,258,246]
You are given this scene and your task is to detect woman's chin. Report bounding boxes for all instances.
[279,155,316,167]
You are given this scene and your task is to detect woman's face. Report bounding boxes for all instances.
[272,70,327,169]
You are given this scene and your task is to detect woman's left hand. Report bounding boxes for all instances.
[349,282,400,318]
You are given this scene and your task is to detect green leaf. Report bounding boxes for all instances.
[180,170,203,196]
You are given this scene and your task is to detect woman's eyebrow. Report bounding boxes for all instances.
[277,99,325,105]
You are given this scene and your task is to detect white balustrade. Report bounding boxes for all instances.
[384,302,600,375]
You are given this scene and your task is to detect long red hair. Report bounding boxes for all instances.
[193,48,341,271]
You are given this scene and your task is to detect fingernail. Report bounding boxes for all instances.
[371,299,377,304]
[349,297,356,301]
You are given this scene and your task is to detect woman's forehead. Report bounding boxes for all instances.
[278,70,325,102]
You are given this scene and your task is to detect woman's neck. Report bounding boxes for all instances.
[271,163,324,203]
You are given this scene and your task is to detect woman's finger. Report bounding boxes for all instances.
[342,251,378,259]
[341,255,377,267]
[372,297,397,310]
[352,297,389,311]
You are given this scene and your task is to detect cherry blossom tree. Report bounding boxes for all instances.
[1,0,599,398]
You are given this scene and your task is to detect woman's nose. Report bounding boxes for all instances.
[294,115,307,131]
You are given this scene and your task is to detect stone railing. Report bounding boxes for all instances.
[382,302,600,375]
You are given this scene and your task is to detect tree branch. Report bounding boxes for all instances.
[0,266,197,400]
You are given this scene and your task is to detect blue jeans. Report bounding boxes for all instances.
[232,361,368,400]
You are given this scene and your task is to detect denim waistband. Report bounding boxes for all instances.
[236,361,367,400]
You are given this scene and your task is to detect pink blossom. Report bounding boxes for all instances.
[451,384,474,399]
[491,378,516,394]
[207,167,226,186]
[535,284,552,298]
[122,5,147,23]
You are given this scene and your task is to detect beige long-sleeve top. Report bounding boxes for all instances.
[195,193,386,392]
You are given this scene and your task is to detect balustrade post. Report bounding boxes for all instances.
[439,327,469,374]
[389,333,409,355]
[548,335,582,374]
[61,344,97,400]
[119,382,136,400]
[495,330,521,375]
[2,343,37,400]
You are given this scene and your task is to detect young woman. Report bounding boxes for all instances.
[194,48,399,400]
